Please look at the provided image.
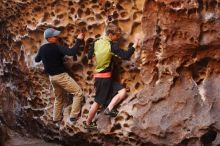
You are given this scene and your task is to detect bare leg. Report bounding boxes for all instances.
[86,102,100,125]
[107,88,126,111]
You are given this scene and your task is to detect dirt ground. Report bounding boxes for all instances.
[5,129,61,146]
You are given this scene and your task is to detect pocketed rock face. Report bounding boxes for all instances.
[0,0,220,145]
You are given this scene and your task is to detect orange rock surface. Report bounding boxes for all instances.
[0,0,220,145]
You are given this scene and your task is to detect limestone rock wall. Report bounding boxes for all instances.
[0,0,220,145]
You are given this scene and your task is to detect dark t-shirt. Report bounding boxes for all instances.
[35,39,82,75]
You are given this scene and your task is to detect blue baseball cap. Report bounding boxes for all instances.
[44,28,61,39]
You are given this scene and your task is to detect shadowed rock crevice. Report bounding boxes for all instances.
[200,129,217,146]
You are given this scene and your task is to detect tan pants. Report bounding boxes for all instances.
[49,73,83,121]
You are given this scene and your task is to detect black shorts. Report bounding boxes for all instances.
[94,77,124,106]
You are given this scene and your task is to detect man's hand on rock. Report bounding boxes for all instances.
[133,33,143,48]
[133,38,140,48]
[77,33,85,40]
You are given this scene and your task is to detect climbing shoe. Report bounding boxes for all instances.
[67,117,77,126]
[104,108,118,117]
[83,121,97,129]
[53,120,61,129]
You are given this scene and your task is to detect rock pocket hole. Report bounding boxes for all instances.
[123,123,129,128]
[128,132,135,137]
[135,82,140,90]
[116,3,124,10]
[129,138,136,143]
[83,109,89,114]
[104,1,112,9]
[190,57,209,85]
[70,8,75,14]
[77,9,83,17]
[120,11,128,18]
[68,1,73,6]
[57,14,64,19]
[96,14,103,20]
[115,116,124,122]
[110,123,122,132]
[113,11,119,19]
[85,8,91,15]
